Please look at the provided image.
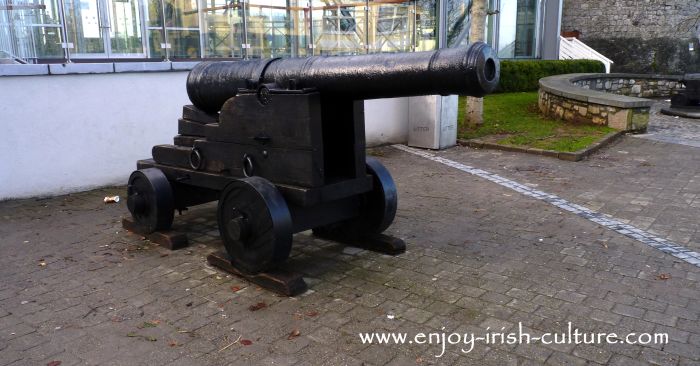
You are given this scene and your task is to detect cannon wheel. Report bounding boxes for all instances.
[126,168,175,233]
[217,177,293,274]
[314,157,397,238]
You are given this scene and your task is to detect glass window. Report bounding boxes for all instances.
[246,0,306,58]
[311,0,366,55]
[64,0,105,55]
[0,0,65,60]
[199,0,245,57]
[107,0,143,55]
[445,0,469,48]
[497,0,539,58]
[367,0,413,53]
[145,0,200,59]
[415,0,437,51]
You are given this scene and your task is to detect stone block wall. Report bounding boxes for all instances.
[572,77,685,98]
[538,89,650,132]
[561,0,700,74]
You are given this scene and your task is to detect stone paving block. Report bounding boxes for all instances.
[644,310,678,327]
[589,308,622,325]
[572,343,613,364]
[612,303,646,319]
[546,351,587,366]
[640,347,681,366]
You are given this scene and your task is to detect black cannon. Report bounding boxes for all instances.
[671,74,700,108]
[126,42,499,275]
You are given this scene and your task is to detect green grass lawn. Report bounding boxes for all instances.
[458,92,615,152]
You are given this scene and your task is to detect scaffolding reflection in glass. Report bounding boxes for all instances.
[0,0,437,61]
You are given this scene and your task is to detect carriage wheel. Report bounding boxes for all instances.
[217,177,293,274]
[314,157,397,238]
[126,168,175,233]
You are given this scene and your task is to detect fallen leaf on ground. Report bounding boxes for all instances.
[168,340,180,347]
[287,329,301,340]
[46,361,61,366]
[103,196,120,203]
[305,310,319,317]
[292,312,303,320]
[656,273,671,280]
[127,332,157,342]
[138,321,159,329]
[248,302,267,311]
[240,339,253,346]
[231,286,241,292]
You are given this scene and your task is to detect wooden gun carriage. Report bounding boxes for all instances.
[126,42,500,275]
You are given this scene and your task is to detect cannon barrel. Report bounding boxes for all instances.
[187,42,500,113]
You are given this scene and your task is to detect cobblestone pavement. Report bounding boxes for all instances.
[443,136,700,253]
[2,137,700,365]
[633,101,700,148]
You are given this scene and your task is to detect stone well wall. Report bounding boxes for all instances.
[572,75,685,98]
[538,89,650,132]
[538,73,664,132]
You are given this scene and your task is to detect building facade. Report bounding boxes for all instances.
[1,0,562,63]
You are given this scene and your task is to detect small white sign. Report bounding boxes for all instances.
[60,42,74,49]
[160,43,172,49]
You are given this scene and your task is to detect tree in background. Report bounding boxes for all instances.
[463,0,487,129]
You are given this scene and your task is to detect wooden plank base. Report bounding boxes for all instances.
[207,251,307,297]
[314,232,406,255]
[122,218,189,250]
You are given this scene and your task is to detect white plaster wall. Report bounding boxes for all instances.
[364,98,409,146]
[0,72,410,200]
[0,72,190,200]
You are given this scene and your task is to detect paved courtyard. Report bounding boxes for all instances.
[2,109,700,365]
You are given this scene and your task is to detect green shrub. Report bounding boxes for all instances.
[496,59,605,93]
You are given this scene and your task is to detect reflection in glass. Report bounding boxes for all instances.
[0,0,65,60]
[311,0,366,55]
[107,0,142,54]
[200,0,245,57]
[416,0,437,51]
[32,25,64,56]
[0,0,510,61]
[64,0,105,55]
[367,0,412,53]
[145,0,199,58]
[445,0,468,48]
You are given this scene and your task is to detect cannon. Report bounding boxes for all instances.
[661,74,700,119]
[671,74,700,108]
[126,42,500,275]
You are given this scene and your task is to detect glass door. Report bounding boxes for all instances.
[65,0,144,58]
[107,0,144,56]
[64,0,106,57]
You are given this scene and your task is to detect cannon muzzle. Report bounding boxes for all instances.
[187,42,499,113]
